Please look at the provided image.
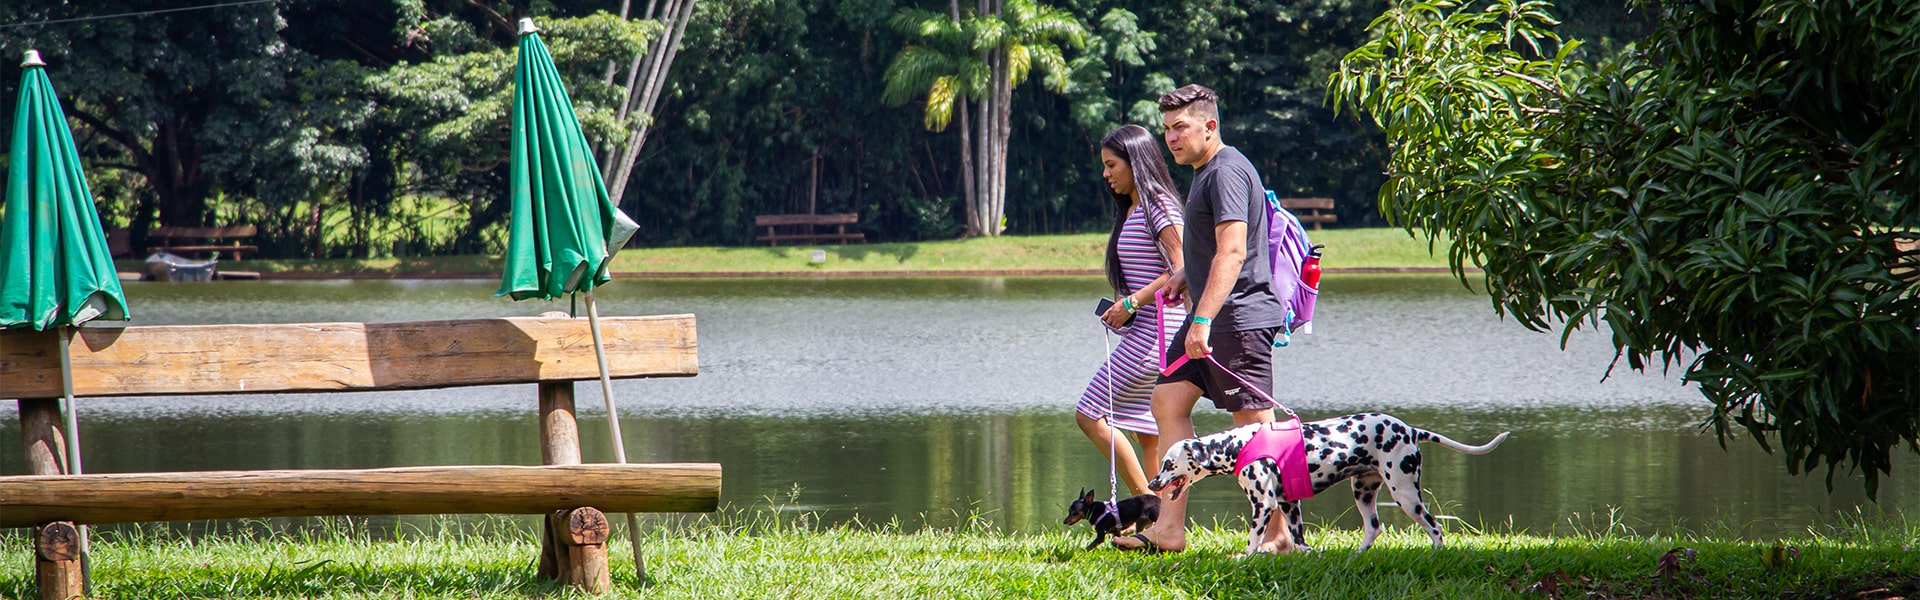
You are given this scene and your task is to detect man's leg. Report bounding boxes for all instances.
[1228,407,1300,553]
[1111,380,1203,552]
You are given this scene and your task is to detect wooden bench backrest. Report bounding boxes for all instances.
[0,315,697,399]
[150,225,258,239]
[754,213,858,227]
[1277,197,1335,211]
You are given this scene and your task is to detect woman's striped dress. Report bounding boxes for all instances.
[1077,196,1186,435]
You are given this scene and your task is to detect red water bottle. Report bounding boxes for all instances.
[1301,245,1324,290]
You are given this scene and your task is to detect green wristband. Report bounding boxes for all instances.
[1192,315,1213,326]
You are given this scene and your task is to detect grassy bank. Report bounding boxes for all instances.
[126,229,1455,278]
[6,510,1914,599]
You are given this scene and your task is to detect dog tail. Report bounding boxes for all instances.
[1419,430,1510,455]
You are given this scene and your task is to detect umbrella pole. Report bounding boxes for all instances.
[58,327,93,592]
[584,291,646,585]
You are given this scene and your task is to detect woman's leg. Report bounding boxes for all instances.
[1131,431,1160,487]
[1076,412,1151,496]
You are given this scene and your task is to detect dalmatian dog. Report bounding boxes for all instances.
[1147,413,1509,554]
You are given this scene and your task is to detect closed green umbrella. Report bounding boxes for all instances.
[1,50,127,332]
[498,18,645,582]
[0,49,128,590]
[498,20,639,301]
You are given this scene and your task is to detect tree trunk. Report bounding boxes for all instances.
[957,99,978,236]
[66,97,215,229]
[949,0,978,237]
[991,46,1012,236]
[973,66,992,237]
[975,0,1008,237]
[605,0,699,212]
[150,120,213,227]
[601,0,639,85]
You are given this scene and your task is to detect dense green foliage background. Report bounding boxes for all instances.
[1331,0,1919,495]
[0,0,1648,255]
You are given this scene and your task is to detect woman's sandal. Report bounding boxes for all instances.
[1112,533,1163,554]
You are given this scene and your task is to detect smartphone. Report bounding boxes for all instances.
[1094,298,1137,326]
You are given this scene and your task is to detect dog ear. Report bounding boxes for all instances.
[1079,488,1094,501]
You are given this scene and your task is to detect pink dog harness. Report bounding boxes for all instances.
[1235,419,1314,501]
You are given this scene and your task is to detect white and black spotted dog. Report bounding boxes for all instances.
[1148,413,1509,555]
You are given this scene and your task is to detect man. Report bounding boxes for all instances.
[1112,84,1291,554]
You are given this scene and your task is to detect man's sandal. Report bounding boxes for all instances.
[1112,533,1163,554]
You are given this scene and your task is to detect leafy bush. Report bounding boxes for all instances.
[1330,0,1920,495]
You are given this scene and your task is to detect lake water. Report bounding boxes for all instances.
[2,275,1912,539]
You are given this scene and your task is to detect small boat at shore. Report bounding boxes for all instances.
[143,252,217,282]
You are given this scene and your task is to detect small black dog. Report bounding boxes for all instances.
[1063,488,1161,550]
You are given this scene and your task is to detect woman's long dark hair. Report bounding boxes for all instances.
[1101,124,1185,294]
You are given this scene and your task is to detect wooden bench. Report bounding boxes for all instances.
[2,315,712,598]
[753,213,865,246]
[1277,197,1337,230]
[147,225,260,260]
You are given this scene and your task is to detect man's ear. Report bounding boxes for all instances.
[1206,118,1219,135]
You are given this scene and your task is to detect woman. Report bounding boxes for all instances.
[1077,124,1187,495]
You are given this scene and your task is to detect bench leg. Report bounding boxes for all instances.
[35,522,85,600]
[22,398,89,599]
[536,382,584,583]
[533,383,616,593]
[548,507,610,594]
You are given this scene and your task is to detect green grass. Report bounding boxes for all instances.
[119,229,1455,277]
[7,509,1915,599]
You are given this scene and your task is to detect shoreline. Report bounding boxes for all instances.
[154,266,1467,281]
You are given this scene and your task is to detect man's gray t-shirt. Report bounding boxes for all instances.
[1182,145,1285,331]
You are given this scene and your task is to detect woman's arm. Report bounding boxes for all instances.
[1125,224,1186,307]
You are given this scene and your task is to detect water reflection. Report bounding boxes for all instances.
[1,275,1911,539]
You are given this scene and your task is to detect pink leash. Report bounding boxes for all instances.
[1153,290,1313,500]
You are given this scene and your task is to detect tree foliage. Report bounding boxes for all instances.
[883,7,989,132]
[3,0,1648,256]
[1331,0,1920,495]
[0,0,369,253]
[368,12,657,253]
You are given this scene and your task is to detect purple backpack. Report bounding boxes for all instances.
[1264,191,1318,336]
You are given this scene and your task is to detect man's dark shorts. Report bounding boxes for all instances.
[1157,321,1277,412]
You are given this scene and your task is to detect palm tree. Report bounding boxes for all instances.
[973,0,1085,236]
[883,3,990,235]
[885,0,1084,237]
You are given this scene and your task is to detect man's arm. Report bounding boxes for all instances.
[1185,220,1246,358]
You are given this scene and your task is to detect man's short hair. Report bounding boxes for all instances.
[1158,84,1219,122]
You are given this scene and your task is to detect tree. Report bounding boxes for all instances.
[0,0,362,247]
[368,12,657,253]
[969,0,1085,236]
[882,4,988,234]
[597,0,701,212]
[883,0,1083,237]
[1330,0,1920,495]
